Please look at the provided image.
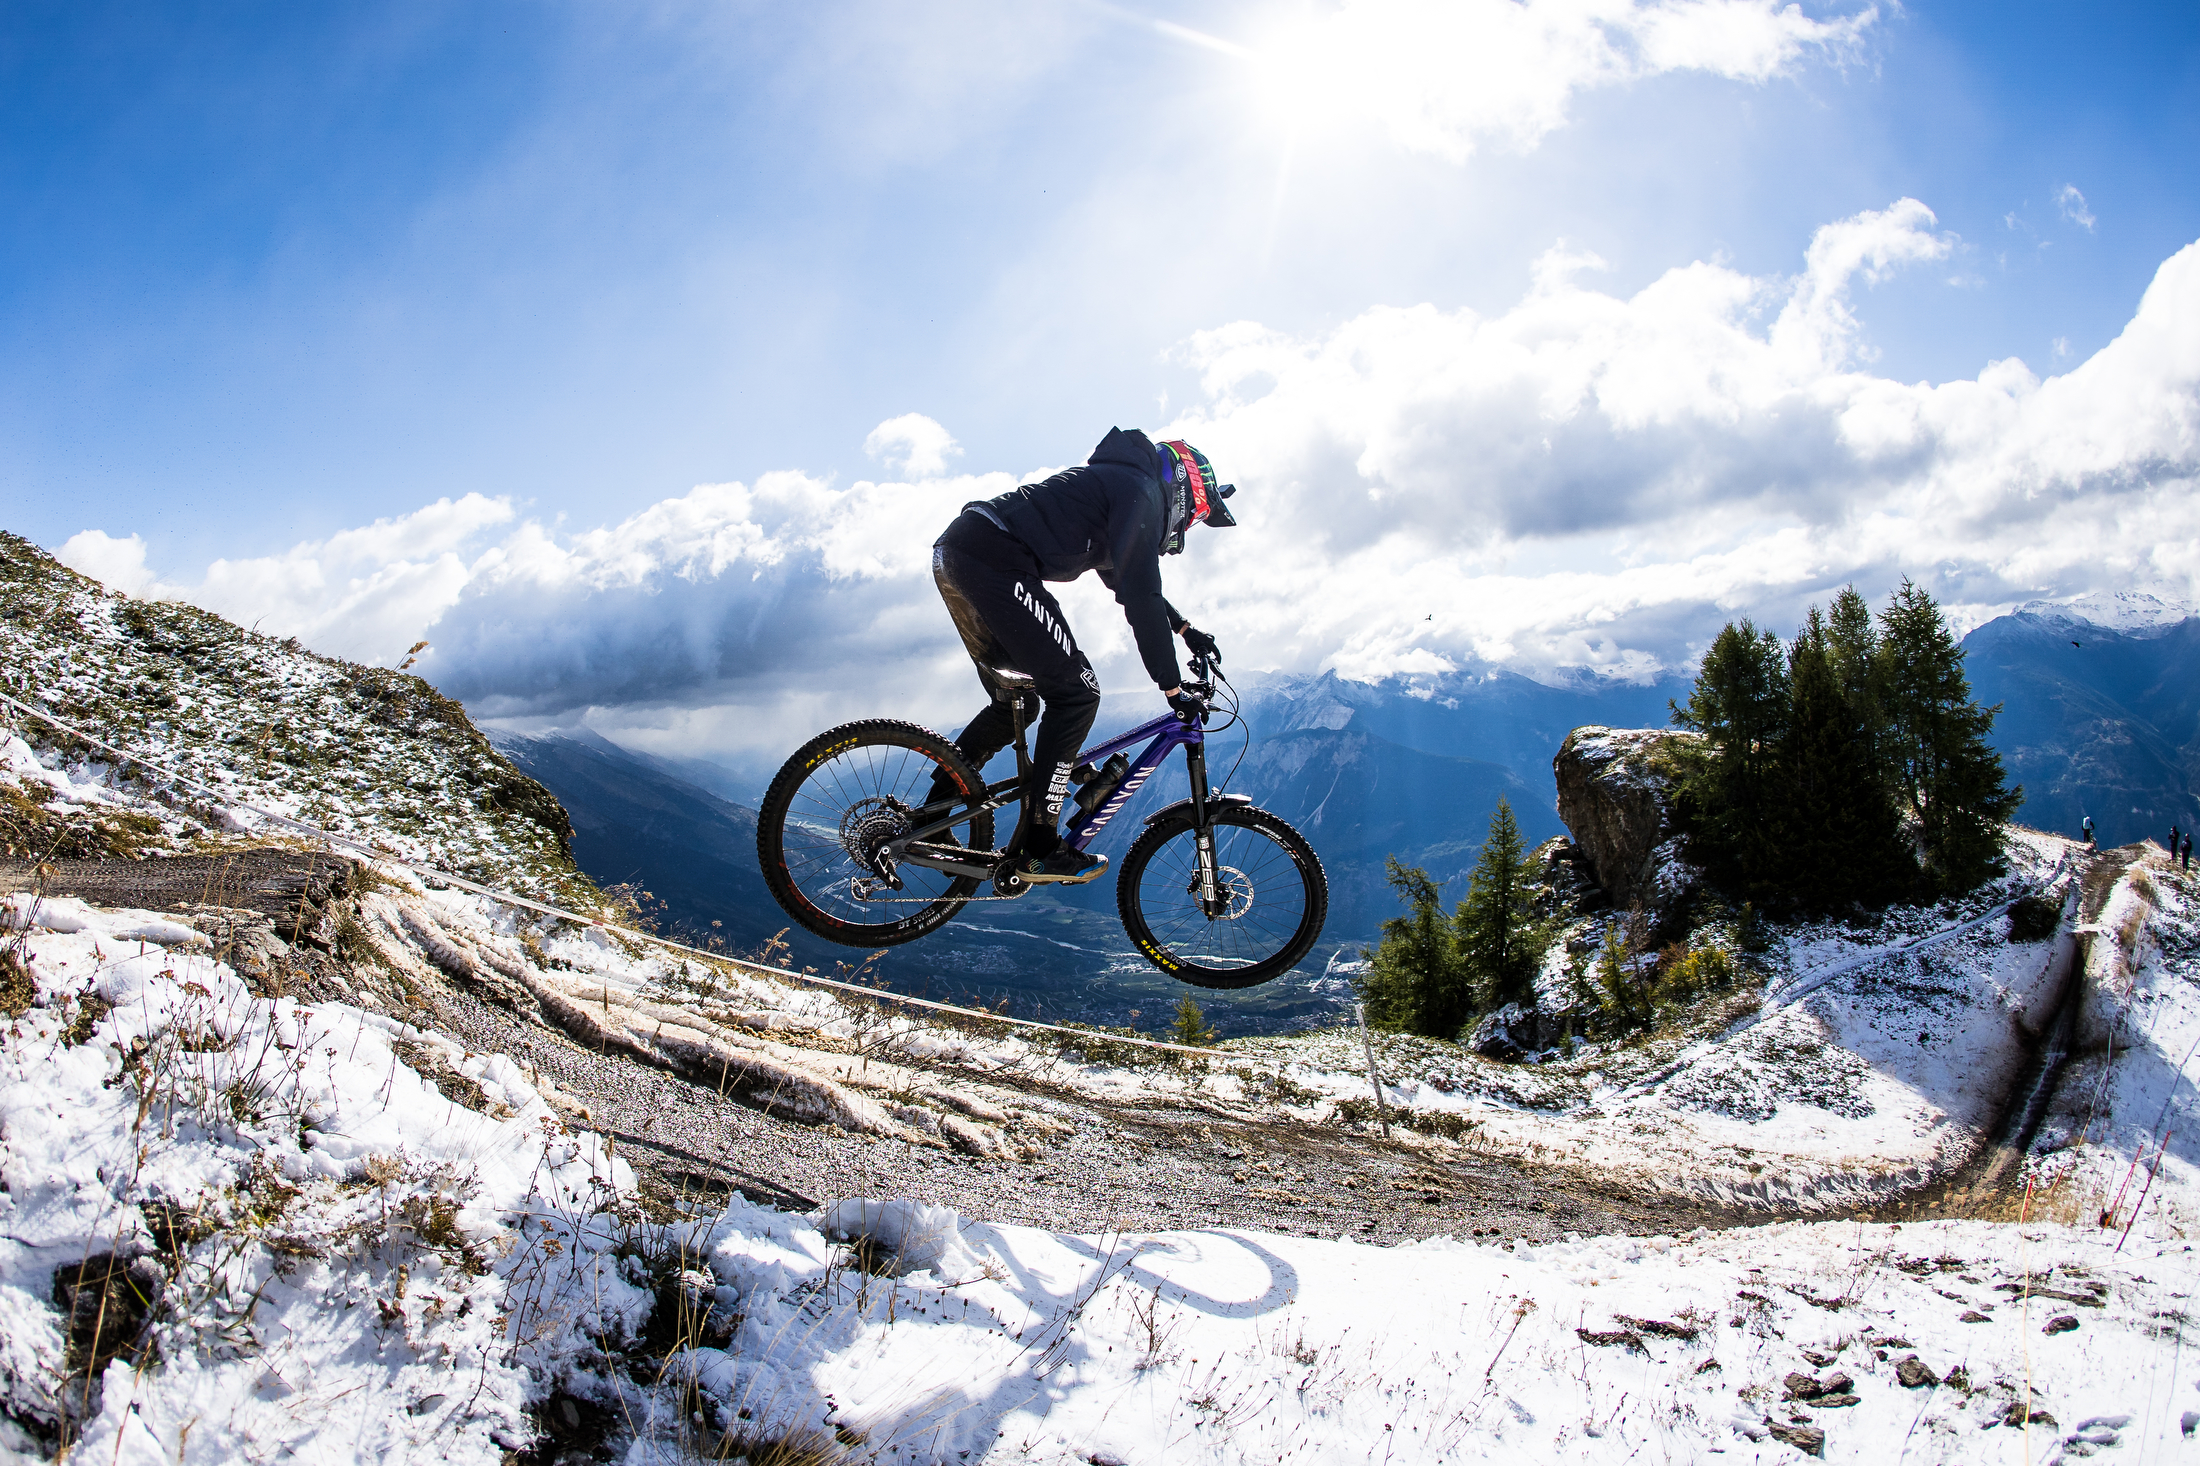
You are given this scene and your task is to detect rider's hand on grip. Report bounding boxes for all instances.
[1182,626,1221,665]
[1168,688,1208,720]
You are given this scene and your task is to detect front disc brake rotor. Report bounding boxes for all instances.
[1189,865,1255,920]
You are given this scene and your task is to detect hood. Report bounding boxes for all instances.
[1088,426,1159,474]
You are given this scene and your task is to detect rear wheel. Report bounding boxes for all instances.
[757,720,995,948]
[1117,805,1327,988]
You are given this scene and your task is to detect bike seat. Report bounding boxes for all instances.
[988,666,1037,694]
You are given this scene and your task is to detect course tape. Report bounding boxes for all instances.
[0,687,1270,1064]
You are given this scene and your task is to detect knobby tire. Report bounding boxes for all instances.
[1117,805,1327,988]
[757,719,995,948]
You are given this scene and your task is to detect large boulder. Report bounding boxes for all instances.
[1553,726,1699,911]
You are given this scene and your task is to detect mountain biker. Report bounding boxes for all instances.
[929,426,1236,883]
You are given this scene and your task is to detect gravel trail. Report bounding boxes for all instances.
[428,980,1755,1244]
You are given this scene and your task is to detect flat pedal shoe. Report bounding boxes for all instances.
[1018,848,1109,884]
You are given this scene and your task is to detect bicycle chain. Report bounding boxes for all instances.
[847,870,1034,904]
[849,891,1033,903]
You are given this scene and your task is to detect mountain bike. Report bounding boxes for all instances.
[756,648,1327,988]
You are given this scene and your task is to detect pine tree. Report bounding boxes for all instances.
[1826,585,1885,759]
[1167,993,1217,1047]
[1670,619,1791,891]
[1775,609,1911,907]
[1454,798,1544,1014]
[1876,579,2021,890]
[1357,857,1468,1037]
[1591,910,1656,1029]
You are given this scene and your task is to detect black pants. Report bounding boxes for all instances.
[933,511,1102,852]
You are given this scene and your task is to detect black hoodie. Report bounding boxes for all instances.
[965,427,1185,688]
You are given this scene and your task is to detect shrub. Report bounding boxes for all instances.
[2006,892,2061,943]
[1167,994,1218,1048]
[1653,941,1738,1007]
[1403,1110,1475,1141]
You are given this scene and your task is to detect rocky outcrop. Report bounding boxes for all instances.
[1463,1001,1553,1063]
[1527,835,1604,918]
[1553,726,1698,911]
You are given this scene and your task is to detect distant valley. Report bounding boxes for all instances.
[493,592,2200,1035]
[1963,592,2200,849]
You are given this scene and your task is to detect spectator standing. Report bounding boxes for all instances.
[2083,814,2096,846]
[2183,831,2193,872]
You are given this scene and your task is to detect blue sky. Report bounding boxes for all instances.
[10,1,2200,762]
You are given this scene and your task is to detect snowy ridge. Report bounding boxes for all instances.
[0,532,582,900]
[2012,590,2198,638]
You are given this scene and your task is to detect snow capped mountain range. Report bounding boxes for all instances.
[2012,590,2199,637]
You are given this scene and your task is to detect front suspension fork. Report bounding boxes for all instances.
[1196,829,1224,916]
[1184,741,1226,917]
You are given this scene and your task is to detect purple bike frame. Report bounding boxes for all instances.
[1059,712,1204,851]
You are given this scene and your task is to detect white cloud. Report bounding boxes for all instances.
[55,496,520,667]
[55,530,164,599]
[1257,0,1877,162]
[1155,201,2197,681]
[69,207,2200,770]
[2058,184,2097,231]
[863,413,962,479]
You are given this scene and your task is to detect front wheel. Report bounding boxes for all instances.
[757,719,995,948]
[1117,806,1327,988]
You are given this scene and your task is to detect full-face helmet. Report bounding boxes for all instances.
[1156,439,1237,554]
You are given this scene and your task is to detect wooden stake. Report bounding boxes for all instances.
[1357,1002,1391,1140]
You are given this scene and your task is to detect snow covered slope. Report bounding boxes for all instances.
[1206,832,2200,1225]
[0,533,581,901]
[2026,851,2200,1235]
[0,747,1084,1460]
[0,887,628,1462]
[6,874,2196,1463]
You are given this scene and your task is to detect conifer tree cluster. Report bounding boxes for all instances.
[1359,799,1548,1040]
[1670,580,2020,906]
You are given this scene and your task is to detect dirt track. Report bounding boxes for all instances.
[19,850,2017,1243]
[424,974,1760,1243]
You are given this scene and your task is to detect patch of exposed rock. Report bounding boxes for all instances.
[1462,730,1707,1063]
[1552,726,1700,917]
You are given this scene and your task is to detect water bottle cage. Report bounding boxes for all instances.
[1072,752,1130,816]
